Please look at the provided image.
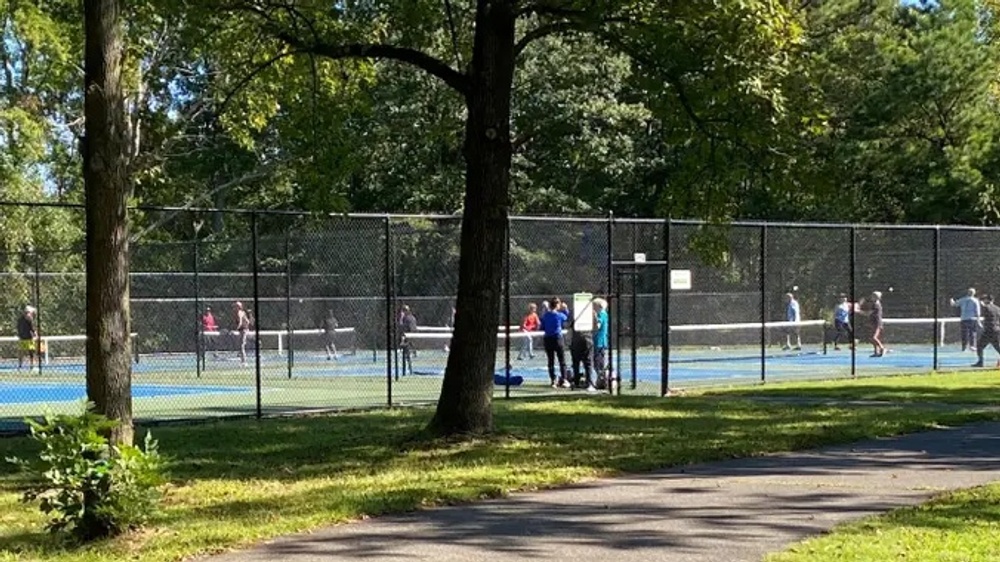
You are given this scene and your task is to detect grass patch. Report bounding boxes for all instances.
[701,370,1000,404]
[0,394,997,562]
[770,482,1000,562]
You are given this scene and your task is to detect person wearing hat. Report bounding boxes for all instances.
[234,301,251,366]
[857,291,886,357]
[17,305,38,373]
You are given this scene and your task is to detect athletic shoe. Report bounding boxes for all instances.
[559,379,572,389]
[550,382,558,389]
[586,385,598,393]
[973,362,984,368]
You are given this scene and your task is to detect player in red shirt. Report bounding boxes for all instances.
[517,303,540,360]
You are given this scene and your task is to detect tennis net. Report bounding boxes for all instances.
[664,320,827,364]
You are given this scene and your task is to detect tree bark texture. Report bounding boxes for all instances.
[84,0,134,446]
[428,0,516,435]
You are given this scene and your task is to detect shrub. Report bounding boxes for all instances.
[5,404,166,542]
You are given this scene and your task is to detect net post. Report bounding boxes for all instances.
[285,228,293,380]
[33,249,42,375]
[251,211,263,419]
[933,226,940,370]
[850,225,857,379]
[760,225,767,384]
[384,215,394,407]
[661,217,671,398]
[606,211,614,394]
[193,236,202,379]
[504,214,511,399]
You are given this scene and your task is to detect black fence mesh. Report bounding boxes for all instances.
[4,204,999,431]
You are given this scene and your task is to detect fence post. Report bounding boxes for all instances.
[933,226,941,370]
[661,218,670,397]
[606,211,614,394]
[251,212,263,419]
[630,267,637,391]
[504,215,512,399]
[760,225,767,383]
[33,250,42,376]
[615,268,623,396]
[384,215,394,407]
[850,226,857,379]
[193,237,202,379]
[285,228,294,380]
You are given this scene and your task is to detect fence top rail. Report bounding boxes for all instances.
[5,200,1000,231]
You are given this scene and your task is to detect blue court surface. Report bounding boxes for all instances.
[0,382,248,405]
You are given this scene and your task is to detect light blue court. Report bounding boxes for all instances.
[0,382,249,405]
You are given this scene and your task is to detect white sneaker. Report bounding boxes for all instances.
[586,385,597,393]
[559,380,572,389]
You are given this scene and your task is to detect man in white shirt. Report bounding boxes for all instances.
[950,288,981,352]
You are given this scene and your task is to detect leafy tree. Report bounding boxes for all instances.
[174,0,801,435]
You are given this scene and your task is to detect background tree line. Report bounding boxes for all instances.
[4,0,998,247]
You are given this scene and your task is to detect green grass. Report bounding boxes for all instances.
[770,483,1000,562]
[1,391,998,562]
[700,370,1000,404]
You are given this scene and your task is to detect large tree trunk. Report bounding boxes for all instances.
[83,0,133,446]
[428,0,516,436]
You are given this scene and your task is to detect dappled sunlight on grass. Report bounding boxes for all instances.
[1,391,998,562]
[770,483,1000,562]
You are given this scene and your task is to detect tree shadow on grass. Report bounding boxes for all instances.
[704,377,1000,405]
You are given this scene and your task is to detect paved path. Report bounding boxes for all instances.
[211,422,1000,562]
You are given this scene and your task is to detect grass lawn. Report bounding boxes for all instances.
[770,483,1000,562]
[700,370,1000,404]
[1,390,998,562]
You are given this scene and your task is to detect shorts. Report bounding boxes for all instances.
[19,339,36,352]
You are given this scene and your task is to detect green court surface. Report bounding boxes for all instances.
[0,350,577,431]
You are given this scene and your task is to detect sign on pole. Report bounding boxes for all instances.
[572,292,595,331]
[633,253,646,264]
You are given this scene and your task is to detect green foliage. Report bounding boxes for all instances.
[5,404,166,542]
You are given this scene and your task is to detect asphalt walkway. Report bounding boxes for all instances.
[210,422,1000,562]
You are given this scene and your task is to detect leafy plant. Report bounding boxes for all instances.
[5,403,166,542]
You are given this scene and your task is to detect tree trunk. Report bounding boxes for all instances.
[83,0,133,446]
[428,0,516,436]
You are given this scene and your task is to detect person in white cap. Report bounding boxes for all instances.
[857,291,886,357]
[17,305,38,372]
[234,301,251,366]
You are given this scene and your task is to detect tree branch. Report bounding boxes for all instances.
[514,20,579,58]
[275,32,469,95]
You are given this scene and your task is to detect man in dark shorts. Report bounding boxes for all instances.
[973,294,1000,368]
[398,305,418,375]
[17,305,38,373]
[540,297,570,388]
[322,309,339,360]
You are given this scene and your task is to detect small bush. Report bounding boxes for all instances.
[5,404,166,542]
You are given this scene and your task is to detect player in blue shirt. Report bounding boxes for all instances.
[832,295,854,351]
[783,293,802,351]
[540,297,570,388]
[592,298,610,385]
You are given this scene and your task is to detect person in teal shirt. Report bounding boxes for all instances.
[592,298,609,382]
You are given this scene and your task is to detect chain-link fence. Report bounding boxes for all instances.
[2,202,997,430]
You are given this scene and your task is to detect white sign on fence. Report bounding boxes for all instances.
[670,269,692,290]
[633,253,646,263]
[572,292,595,331]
